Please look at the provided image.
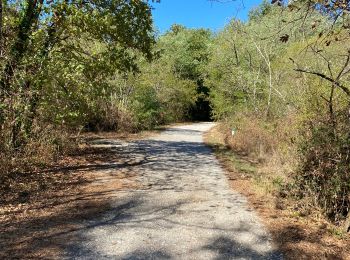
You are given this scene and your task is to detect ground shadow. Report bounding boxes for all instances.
[1,127,285,259]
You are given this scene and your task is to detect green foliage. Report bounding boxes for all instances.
[0,1,211,175]
[160,25,212,81]
[296,110,350,222]
[131,85,162,129]
[1,0,349,229]
[157,25,213,120]
[207,1,350,225]
[0,0,155,131]
[0,0,157,172]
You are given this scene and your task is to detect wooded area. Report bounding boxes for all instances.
[0,0,349,235]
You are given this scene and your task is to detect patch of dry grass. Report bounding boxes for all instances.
[0,138,140,259]
[204,123,350,260]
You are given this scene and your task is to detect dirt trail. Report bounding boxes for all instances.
[63,122,281,259]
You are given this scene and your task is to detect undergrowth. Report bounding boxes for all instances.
[208,117,350,233]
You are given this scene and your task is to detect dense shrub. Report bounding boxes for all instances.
[0,122,74,176]
[296,112,350,223]
[224,115,277,159]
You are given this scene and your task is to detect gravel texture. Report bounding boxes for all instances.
[63,122,282,260]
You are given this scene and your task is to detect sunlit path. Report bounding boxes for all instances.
[63,123,281,259]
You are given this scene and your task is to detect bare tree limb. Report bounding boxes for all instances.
[293,68,350,97]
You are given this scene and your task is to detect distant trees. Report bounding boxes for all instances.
[158,25,212,120]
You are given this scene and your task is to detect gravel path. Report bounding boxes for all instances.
[64,123,282,259]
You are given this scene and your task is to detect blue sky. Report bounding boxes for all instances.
[151,0,262,33]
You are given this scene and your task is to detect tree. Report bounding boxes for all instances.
[159,25,213,120]
[0,0,156,149]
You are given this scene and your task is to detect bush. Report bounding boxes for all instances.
[224,114,278,159]
[296,112,350,224]
[0,122,74,177]
[85,100,137,132]
[131,86,163,130]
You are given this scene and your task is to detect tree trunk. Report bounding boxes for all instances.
[0,0,3,55]
[4,0,67,149]
[0,0,43,93]
[233,43,239,66]
[343,205,350,233]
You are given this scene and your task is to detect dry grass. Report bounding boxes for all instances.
[204,123,350,260]
[224,118,276,159]
[0,135,141,259]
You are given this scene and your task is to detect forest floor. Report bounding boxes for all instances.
[1,122,349,259]
[1,122,280,259]
[204,123,350,260]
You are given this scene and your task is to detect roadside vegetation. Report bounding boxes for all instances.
[0,0,211,192]
[206,0,350,235]
[1,0,350,254]
[205,123,350,259]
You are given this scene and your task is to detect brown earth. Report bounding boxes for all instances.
[0,133,142,259]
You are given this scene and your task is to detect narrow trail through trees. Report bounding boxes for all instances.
[63,123,281,259]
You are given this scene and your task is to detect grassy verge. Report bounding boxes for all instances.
[204,123,350,260]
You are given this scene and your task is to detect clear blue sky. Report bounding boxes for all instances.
[151,0,262,33]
